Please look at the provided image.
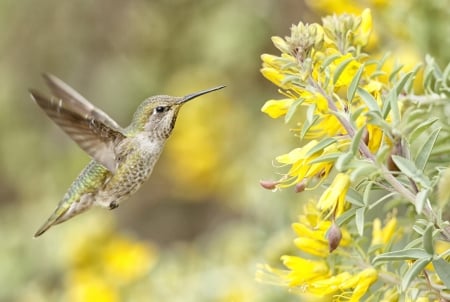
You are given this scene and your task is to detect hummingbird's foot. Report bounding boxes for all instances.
[109,201,119,210]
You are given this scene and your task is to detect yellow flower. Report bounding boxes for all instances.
[103,236,158,285]
[329,54,362,87]
[275,140,338,188]
[292,202,351,256]
[307,271,353,296]
[354,9,372,47]
[340,268,378,301]
[66,269,119,302]
[261,99,296,118]
[280,255,330,286]
[260,67,287,88]
[301,268,377,299]
[304,114,345,139]
[371,216,398,248]
[294,237,330,257]
[317,173,350,218]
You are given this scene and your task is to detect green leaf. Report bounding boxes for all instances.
[365,111,392,133]
[388,63,404,82]
[308,152,341,164]
[386,89,400,124]
[415,189,429,215]
[284,98,304,123]
[422,224,434,255]
[432,258,450,289]
[300,106,319,139]
[351,126,365,155]
[357,87,380,112]
[395,70,418,95]
[373,248,431,263]
[305,138,337,157]
[404,64,422,92]
[363,181,373,206]
[350,164,378,184]
[333,57,353,85]
[376,52,390,72]
[355,207,365,236]
[350,106,366,123]
[370,70,386,78]
[321,53,341,70]
[335,152,353,171]
[415,128,440,171]
[390,155,431,188]
[346,189,364,207]
[368,191,396,210]
[401,258,431,291]
[404,238,423,250]
[347,64,365,102]
[335,207,357,226]
[408,118,438,143]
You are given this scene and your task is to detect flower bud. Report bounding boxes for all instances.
[327,222,342,253]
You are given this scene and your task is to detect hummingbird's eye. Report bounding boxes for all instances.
[155,106,166,113]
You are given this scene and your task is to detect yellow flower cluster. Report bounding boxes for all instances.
[261,9,392,192]
[257,9,413,300]
[64,224,158,302]
[258,203,377,300]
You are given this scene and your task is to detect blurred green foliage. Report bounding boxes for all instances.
[0,0,448,301]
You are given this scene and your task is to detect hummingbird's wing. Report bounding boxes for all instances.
[29,74,126,173]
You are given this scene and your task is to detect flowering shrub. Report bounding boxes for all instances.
[258,9,450,301]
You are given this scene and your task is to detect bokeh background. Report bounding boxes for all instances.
[0,0,448,301]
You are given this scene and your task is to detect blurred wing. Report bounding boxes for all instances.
[42,73,122,130]
[29,76,126,172]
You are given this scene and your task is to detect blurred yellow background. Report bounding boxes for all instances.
[0,0,447,301]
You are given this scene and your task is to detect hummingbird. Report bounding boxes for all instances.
[30,74,225,237]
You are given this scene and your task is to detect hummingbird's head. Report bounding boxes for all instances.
[131,85,225,139]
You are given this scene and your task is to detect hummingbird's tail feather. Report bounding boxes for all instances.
[33,202,71,238]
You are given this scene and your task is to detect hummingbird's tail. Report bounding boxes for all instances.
[33,202,71,238]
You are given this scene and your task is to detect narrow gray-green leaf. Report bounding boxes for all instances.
[305,138,337,157]
[350,164,378,184]
[368,191,396,210]
[300,114,319,139]
[373,248,431,263]
[390,155,431,188]
[335,152,353,171]
[386,89,400,124]
[357,87,380,112]
[355,207,365,236]
[350,106,366,123]
[404,238,423,250]
[365,111,392,132]
[284,98,303,123]
[388,63,404,82]
[401,258,431,291]
[333,57,353,85]
[309,152,341,164]
[404,64,422,92]
[321,53,342,70]
[351,126,366,155]
[363,181,373,206]
[346,189,364,207]
[347,64,365,102]
[335,207,357,226]
[394,71,416,95]
[409,118,438,143]
[432,258,450,289]
[422,224,434,255]
[415,128,440,171]
[415,189,429,215]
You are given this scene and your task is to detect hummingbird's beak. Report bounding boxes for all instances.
[178,85,226,104]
